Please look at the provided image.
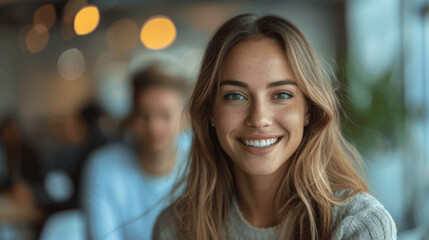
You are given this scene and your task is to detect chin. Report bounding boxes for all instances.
[146,142,169,153]
[240,160,283,176]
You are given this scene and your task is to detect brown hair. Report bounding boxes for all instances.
[172,13,368,240]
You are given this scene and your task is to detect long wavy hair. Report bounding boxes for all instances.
[172,13,368,240]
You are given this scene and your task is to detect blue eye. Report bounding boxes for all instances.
[273,92,293,100]
[223,93,246,101]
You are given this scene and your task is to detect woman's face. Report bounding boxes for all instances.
[133,87,183,154]
[211,38,309,177]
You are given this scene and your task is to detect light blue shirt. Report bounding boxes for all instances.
[82,138,189,240]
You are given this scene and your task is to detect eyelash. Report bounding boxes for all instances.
[273,91,294,100]
[223,93,246,101]
[222,91,294,101]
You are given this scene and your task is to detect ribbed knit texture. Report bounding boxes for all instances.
[330,191,397,239]
[152,190,397,240]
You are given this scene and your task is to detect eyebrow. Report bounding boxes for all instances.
[219,80,297,88]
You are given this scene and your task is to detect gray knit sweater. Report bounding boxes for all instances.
[152,190,397,240]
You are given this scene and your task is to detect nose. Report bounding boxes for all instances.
[244,98,272,128]
[147,117,165,135]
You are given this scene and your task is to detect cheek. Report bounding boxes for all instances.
[166,113,184,136]
[213,106,244,139]
[131,121,147,143]
[169,118,181,135]
[276,108,305,139]
[133,119,146,134]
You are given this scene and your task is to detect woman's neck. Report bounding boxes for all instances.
[138,145,177,176]
[234,165,286,228]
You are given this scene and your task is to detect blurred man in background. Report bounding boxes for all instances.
[82,64,191,240]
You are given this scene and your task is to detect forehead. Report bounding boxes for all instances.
[220,38,295,85]
[137,87,183,109]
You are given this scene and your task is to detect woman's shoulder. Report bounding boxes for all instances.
[331,189,397,240]
[152,205,179,240]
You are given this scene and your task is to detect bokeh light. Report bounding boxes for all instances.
[184,4,233,34]
[180,48,204,80]
[26,24,49,53]
[45,170,73,201]
[57,48,86,81]
[33,4,56,30]
[18,24,32,51]
[74,5,100,35]
[61,0,87,39]
[140,16,176,50]
[106,18,139,53]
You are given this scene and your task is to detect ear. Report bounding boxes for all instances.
[209,113,216,127]
[304,102,311,124]
[305,111,311,122]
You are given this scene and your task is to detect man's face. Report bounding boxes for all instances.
[133,87,184,154]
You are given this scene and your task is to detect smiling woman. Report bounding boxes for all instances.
[153,13,397,240]
[212,38,308,178]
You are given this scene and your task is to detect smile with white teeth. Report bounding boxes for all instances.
[240,138,279,148]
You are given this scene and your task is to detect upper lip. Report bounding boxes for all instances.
[237,134,283,140]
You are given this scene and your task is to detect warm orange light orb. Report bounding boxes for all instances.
[26,24,49,53]
[140,16,176,50]
[74,5,100,35]
[34,4,56,29]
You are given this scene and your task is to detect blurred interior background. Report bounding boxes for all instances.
[0,0,428,239]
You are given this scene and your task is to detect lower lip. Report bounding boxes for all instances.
[239,138,281,156]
